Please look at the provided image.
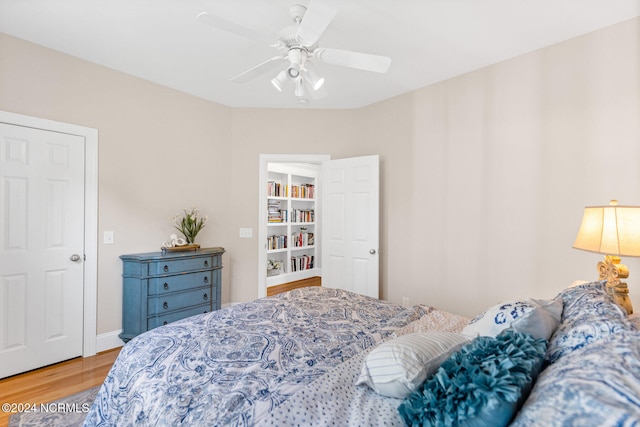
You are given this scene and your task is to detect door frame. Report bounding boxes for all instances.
[0,110,98,357]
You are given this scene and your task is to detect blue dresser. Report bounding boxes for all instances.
[119,247,224,342]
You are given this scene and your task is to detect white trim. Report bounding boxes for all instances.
[83,128,99,357]
[0,110,99,358]
[96,330,124,353]
[258,154,330,299]
[222,302,242,308]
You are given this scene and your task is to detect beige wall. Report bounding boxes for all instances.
[227,108,360,302]
[1,17,639,338]
[0,33,233,333]
[358,17,640,315]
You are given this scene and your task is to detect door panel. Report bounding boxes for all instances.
[0,123,85,378]
[322,155,379,299]
[327,193,345,239]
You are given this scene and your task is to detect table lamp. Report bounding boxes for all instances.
[573,200,640,315]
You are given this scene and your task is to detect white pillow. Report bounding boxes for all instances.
[462,298,563,341]
[356,332,470,399]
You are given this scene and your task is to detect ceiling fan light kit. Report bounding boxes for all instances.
[271,70,288,92]
[304,68,325,90]
[287,62,302,80]
[197,1,391,105]
[295,78,306,98]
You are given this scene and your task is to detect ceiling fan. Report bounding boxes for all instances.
[197,1,392,104]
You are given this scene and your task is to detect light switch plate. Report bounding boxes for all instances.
[239,228,253,238]
[104,230,115,244]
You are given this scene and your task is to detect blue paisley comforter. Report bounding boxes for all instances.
[85,283,640,427]
[83,287,430,426]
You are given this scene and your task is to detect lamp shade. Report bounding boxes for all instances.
[573,202,640,257]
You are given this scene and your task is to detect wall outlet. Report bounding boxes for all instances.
[402,296,410,307]
[239,228,253,238]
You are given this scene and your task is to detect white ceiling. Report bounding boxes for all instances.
[1,0,639,109]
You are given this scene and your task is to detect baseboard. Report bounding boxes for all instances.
[222,302,241,308]
[93,308,248,353]
[96,330,125,353]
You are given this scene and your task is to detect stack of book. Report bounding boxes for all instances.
[267,181,285,197]
[291,208,314,223]
[291,254,314,272]
[267,234,287,250]
[292,231,314,247]
[268,200,283,223]
[290,183,315,199]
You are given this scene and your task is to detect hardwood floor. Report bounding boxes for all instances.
[0,347,121,427]
[266,276,321,296]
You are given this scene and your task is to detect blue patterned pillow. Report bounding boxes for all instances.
[398,330,547,427]
[512,328,640,426]
[559,281,626,321]
[462,299,562,340]
[546,281,632,363]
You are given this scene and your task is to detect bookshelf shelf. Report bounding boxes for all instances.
[267,248,288,254]
[290,245,315,251]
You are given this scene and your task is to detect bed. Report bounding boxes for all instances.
[84,283,640,426]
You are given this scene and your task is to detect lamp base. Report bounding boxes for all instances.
[597,255,634,315]
[607,282,633,315]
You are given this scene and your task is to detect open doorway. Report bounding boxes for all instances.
[258,154,380,299]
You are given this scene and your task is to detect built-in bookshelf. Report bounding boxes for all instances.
[266,163,319,287]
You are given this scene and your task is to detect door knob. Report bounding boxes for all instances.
[369,249,376,255]
[70,254,82,262]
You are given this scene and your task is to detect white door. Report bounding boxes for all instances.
[322,155,379,298]
[0,123,85,378]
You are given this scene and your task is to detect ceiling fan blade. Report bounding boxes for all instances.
[314,48,391,73]
[295,0,338,45]
[230,56,285,83]
[197,11,273,45]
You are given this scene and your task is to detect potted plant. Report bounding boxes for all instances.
[171,207,208,245]
[267,258,282,276]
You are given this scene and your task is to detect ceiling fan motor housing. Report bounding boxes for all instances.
[287,48,308,79]
[289,4,307,23]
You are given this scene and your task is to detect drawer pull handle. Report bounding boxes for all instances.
[164,283,169,290]
[163,301,169,310]
[204,276,208,283]
[163,265,169,272]
[204,260,209,267]
[203,293,208,300]
[163,321,168,325]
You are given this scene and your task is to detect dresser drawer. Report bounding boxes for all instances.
[148,287,214,315]
[148,304,211,329]
[148,271,212,296]
[148,256,215,275]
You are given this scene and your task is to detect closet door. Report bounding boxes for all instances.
[0,123,85,378]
